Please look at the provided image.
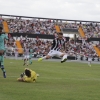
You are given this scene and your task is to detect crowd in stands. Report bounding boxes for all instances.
[5,36,52,58]
[5,35,99,60]
[67,39,97,58]
[0,16,100,60]
[7,18,56,35]
[81,23,100,38]
[0,16,100,38]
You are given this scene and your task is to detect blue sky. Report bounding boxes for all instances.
[0,0,100,21]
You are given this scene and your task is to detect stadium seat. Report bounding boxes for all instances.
[2,21,10,33]
[78,26,85,38]
[93,46,100,57]
[16,41,23,54]
[55,25,61,33]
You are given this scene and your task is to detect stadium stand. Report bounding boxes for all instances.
[0,14,100,60]
[78,26,86,38]
[15,40,23,54]
[93,46,100,57]
[55,25,61,33]
[2,21,10,33]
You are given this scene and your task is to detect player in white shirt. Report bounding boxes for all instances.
[88,54,92,67]
[38,32,68,63]
[23,46,29,66]
[14,48,18,60]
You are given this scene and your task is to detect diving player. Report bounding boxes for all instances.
[38,32,68,63]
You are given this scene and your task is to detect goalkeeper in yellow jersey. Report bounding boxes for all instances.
[17,68,39,83]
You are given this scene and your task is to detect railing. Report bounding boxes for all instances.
[0,14,100,23]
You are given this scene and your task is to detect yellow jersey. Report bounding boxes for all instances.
[23,69,37,82]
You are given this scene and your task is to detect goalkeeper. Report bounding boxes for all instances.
[17,68,39,83]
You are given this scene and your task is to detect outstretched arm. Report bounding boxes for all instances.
[17,78,24,82]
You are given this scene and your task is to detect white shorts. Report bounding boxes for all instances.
[88,58,92,61]
[24,55,29,59]
[48,50,64,58]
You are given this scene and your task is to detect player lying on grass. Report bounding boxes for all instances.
[38,32,68,63]
[17,68,39,83]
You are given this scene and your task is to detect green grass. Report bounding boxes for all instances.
[0,59,100,100]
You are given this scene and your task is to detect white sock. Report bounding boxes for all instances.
[88,62,91,66]
[42,56,46,60]
[61,54,67,61]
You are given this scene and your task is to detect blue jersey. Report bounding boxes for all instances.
[0,34,8,50]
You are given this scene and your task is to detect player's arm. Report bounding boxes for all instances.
[17,77,31,82]
[17,76,31,82]
[17,78,25,82]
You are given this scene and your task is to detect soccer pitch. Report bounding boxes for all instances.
[0,59,100,100]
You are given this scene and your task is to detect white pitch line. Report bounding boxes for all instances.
[0,76,100,81]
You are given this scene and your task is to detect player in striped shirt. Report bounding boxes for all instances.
[38,32,68,63]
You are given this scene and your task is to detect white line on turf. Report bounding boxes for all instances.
[0,76,100,81]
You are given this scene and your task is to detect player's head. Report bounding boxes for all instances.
[58,32,63,39]
[0,26,3,33]
[25,68,31,77]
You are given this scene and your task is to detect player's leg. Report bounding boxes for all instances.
[88,61,91,67]
[26,55,29,66]
[17,72,25,82]
[23,58,26,66]
[29,55,32,65]
[17,78,23,82]
[15,53,18,60]
[29,58,32,65]
[23,55,27,66]
[38,50,54,61]
[57,52,68,63]
[38,55,51,61]
[61,54,68,63]
[88,58,92,67]
[0,55,6,78]
[26,58,29,66]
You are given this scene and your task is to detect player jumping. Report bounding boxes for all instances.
[38,32,68,63]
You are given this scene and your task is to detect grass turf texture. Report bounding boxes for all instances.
[0,59,100,100]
